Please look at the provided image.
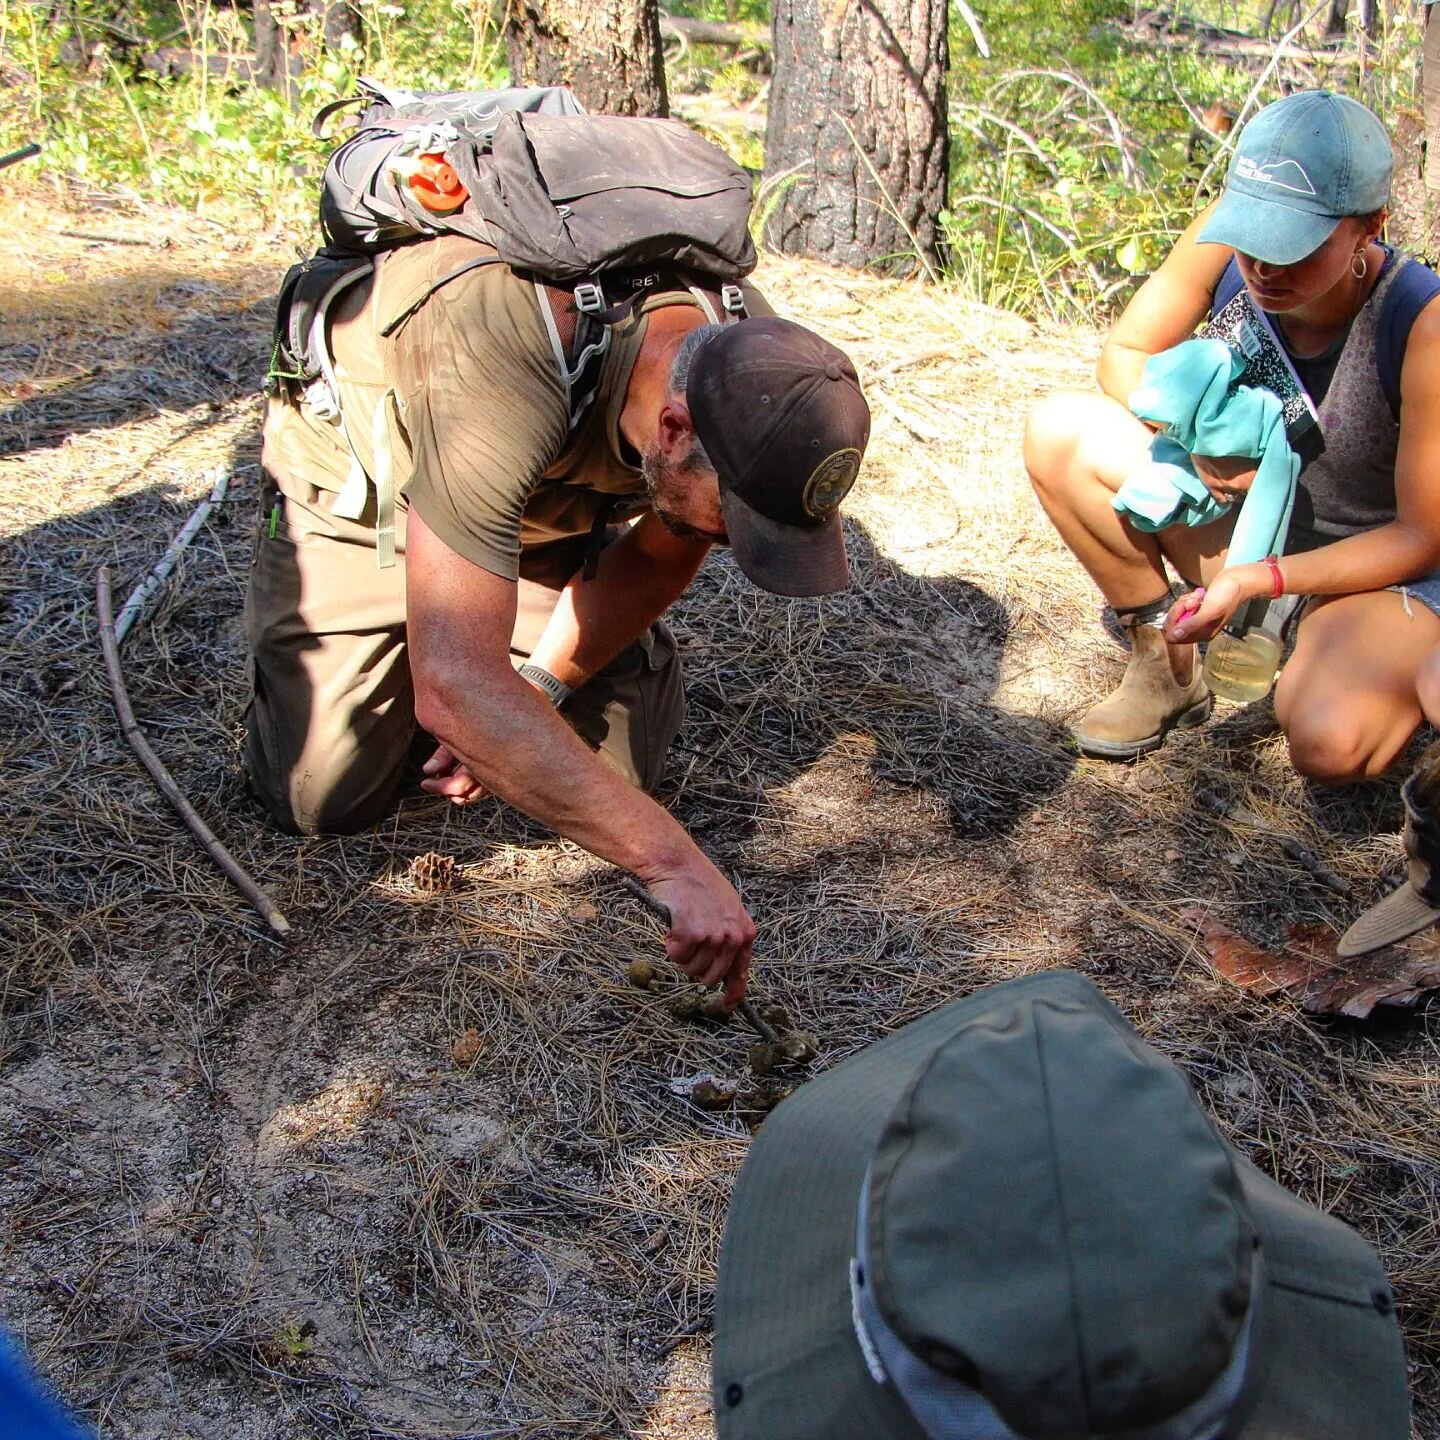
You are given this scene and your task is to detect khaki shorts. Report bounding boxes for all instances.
[242,470,685,835]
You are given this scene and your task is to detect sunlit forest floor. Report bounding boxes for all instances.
[3,191,1438,1438]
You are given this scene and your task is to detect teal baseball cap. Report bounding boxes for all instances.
[1198,90,1391,265]
[713,970,1410,1440]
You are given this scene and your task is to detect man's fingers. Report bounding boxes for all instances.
[722,943,753,1006]
[420,767,488,802]
[421,743,456,777]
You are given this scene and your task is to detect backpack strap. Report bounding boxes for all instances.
[1211,257,1245,317]
[531,272,749,438]
[1376,255,1440,419]
[534,281,614,436]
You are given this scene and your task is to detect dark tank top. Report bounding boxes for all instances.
[1209,251,1429,550]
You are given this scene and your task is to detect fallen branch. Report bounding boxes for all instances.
[0,143,40,170]
[1196,787,1350,895]
[616,874,780,1043]
[659,15,767,49]
[97,567,291,937]
[115,465,231,647]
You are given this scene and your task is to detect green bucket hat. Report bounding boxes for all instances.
[713,971,1409,1439]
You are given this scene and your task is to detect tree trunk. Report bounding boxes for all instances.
[254,0,361,96]
[506,0,668,117]
[1324,0,1381,43]
[764,0,948,276]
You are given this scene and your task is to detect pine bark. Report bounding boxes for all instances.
[764,0,948,275]
[505,0,668,117]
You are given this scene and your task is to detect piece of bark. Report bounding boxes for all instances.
[1182,906,1440,1018]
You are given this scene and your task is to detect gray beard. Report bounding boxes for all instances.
[641,451,728,546]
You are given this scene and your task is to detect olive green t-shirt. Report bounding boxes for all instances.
[261,234,768,580]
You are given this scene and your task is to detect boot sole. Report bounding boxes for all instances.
[1073,694,1213,761]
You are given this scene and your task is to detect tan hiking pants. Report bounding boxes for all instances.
[242,469,686,836]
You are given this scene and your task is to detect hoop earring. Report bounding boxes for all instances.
[1351,251,1369,280]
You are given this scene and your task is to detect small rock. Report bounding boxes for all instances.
[747,1042,785,1076]
[626,960,662,992]
[210,1195,223,1210]
[450,1029,483,1068]
[698,993,733,1023]
[740,1084,796,1114]
[670,989,732,1024]
[147,1043,163,1056]
[780,1031,818,1064]
[690,1080,737,1110]
[1225,851,1245,868]
[66,1168,82,1181]
[1164,848,1182,862]
[755,1002,790,1032]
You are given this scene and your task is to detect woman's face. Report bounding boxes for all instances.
[1234,216,1373,313]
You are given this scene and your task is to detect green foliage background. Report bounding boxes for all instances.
[0,0,1428,319]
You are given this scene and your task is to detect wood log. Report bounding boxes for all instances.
[659,15,768,51]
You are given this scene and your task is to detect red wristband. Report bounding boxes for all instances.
[1263,555,1284,599]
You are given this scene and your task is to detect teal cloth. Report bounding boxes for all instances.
[1114,337,1298,565]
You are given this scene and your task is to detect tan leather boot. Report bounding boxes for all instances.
[1072,621,1211,760]
[1338,738,1440,955]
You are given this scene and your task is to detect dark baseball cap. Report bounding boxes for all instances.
[687,316,870,597]
[713,970,1410,1440]
[1198,90,1391,265]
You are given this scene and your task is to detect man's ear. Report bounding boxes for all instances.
[656,397,697,463]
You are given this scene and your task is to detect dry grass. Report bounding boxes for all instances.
[2,187,1438,1439]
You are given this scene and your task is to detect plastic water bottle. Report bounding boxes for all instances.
[1203,598,1284,702]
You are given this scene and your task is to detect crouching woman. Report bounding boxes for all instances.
[1024,90,1440,781]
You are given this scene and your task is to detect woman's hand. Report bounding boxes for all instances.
[1164,567,1257,644]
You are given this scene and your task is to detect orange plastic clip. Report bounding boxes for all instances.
[406,153,467,214]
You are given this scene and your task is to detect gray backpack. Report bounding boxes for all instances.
[269,78,757,436]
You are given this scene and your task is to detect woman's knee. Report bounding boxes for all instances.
[1283,707,1411,785]
[1024,391,1100,495]
[1417,645,1440,728]
[1024,390,1148,503]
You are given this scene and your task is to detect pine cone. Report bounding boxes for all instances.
[409,851,458,893]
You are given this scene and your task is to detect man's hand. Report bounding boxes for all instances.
[646,861,757,1007]
[419,742,489,805]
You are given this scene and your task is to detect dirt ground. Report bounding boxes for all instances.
[2,190,1438,1439]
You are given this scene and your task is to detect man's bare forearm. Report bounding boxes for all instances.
[417,662,698,877]
[528,516,707,689]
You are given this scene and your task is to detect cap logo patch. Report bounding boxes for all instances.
[1234,155,1318,197]
[803,448,861,518]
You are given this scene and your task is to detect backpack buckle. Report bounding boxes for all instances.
[720,283,746,318]
[573,282,606,315]
[303,377,341,422]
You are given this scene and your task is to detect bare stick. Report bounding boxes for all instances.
[115,466,231,647]
[1,143,41,170]
[616,874,781,1043]
[97,567,291,936]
